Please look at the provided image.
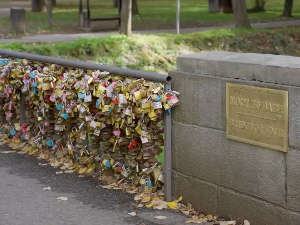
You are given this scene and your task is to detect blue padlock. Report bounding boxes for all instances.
[62,113,68,119]
[105,160,111,168]
[0,59,6,66]
[56,104,63,110]
[153,95,162,102]
[46,140,52,147]
[78,93,85,99]
[96,99,101,106]
[146,179,152,187]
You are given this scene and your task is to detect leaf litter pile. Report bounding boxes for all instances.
[0,138,247,225]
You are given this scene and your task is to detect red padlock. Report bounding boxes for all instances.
[131,141,137,147]
[113,98,119,104]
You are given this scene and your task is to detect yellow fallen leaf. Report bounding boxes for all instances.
[146,203,153,208]
[85,168,93,174]
[174,196,183,203]
[167,201,178,209]
[78,167,87,174]
[141,196,151,203]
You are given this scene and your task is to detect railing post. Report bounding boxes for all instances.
[164,83,172,202]
[20,93,25,125]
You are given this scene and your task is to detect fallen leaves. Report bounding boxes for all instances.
[128,212,137,216]
[43,187,51,191]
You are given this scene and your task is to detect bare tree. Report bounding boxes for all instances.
[51,0,56,7]
[231,0,251,28]
[248,0,266,12]
[219,0,233,13]
[120,0,132,35]
[31,0,46,12]
[282,0,293,17]
[113,0,119,8]
[132,0,139,15]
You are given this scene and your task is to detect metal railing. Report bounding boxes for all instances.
[0,49,172,202]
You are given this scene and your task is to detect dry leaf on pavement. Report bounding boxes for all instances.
[1,151,16,154]
[57,197,68,201]
[154,216,167,220]
[128,212,137,216]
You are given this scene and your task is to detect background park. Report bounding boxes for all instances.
[0,0,299,73]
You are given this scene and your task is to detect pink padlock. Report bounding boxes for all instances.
[40,129,46,134]
[8,103,13,111]
[6,86,13,94]
[44,121,50,127]
[6,112,12,118]
[50,95,56,102]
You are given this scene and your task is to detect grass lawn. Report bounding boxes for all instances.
[1,27,300,74]
[0,0,299,37]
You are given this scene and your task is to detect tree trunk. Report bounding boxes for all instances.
[120,0,132,35]
[248,0,265,13]
[31,0,46,12]
[231,0,251,28]
[219,0,233,13]
[113,0,119,8]
[282,0,293,17]
[132,0,139,15]
[45,0,53,26]
[51,0,56,7]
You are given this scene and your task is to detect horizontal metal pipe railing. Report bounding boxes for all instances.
[0,49,173,84]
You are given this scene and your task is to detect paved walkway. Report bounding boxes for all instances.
[0,19,300,44]
[0,146,188,225]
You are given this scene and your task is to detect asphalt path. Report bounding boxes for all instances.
[0,145,187,225]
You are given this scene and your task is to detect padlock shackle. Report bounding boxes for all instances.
[0,50,173,84]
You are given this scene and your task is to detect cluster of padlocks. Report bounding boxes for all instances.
[0,58,179,194]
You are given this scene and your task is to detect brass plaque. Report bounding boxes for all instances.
[226,83,288,152]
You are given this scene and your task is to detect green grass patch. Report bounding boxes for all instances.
[1,28,300,74]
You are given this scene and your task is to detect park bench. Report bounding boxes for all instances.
[79,0,122,28]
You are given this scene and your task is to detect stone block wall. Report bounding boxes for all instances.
[170,51,300,225]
